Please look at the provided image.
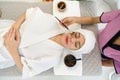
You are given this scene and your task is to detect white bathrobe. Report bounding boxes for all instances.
[0,7,65,78]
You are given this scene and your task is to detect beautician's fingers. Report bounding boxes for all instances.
[61,17,74,26]
[61,17,70,26]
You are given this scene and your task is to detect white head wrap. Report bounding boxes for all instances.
[69,29,96,54]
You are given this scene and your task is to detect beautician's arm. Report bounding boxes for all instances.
[4,28,23,72]
[61,16,100,26]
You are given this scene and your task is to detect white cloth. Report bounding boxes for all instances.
[20,39,63,78]
[19,7,65,48]
[0,7,65,78]
[114,0,120,9]
[19,7,65,78]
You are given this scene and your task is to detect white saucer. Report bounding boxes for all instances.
[109,71,120,80]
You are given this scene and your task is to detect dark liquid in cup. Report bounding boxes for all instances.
[64,54,76,67]
[58,2,66,9]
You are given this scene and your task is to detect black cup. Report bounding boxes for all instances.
[57,1,66,12]
[64,54,76,67]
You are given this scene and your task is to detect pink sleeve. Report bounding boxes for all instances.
[104,47,120,62]
[100,9,120,23]
[104,47,120,74]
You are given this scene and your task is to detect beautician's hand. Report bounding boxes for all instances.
[4,28,21,52]
[61,17,78,26]
[61,16,100,26]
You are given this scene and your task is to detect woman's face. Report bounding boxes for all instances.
[61,32,85,50]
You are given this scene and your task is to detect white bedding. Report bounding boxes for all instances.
[0,0,117,80]
[114,0,120,9]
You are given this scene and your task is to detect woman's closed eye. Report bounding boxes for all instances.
[75,32,81,49]
[71,32,80,38]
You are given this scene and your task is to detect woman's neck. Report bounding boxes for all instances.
[50,34,63,46]
[113,36,120,45]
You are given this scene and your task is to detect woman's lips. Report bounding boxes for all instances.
[66,36,68,44]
